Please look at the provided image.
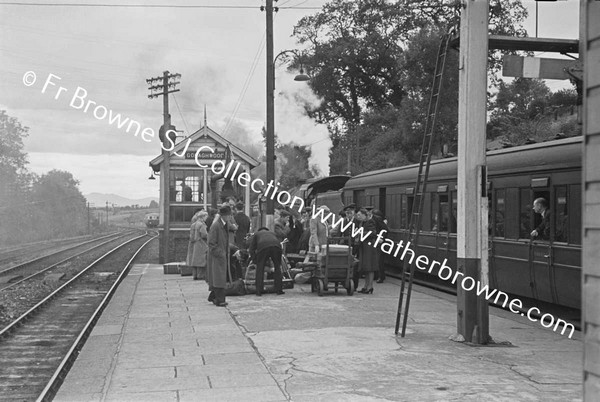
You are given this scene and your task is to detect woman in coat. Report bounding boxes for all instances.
[189,211,209,280]
[186,212,200,273]
[371,209,389,283]
[355,208,379,294]
[206,205,232,307]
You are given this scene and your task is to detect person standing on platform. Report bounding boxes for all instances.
[188,210,208,280]
[286,212,303,254]
[248,227,285,296]
[354,208,378,294]
[207,205,232,307]
[234,202,251,249]
[371,209,389,283]
[309,206,329,255]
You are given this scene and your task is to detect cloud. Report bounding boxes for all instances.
[274,71,331,176]
[28,152,158,200]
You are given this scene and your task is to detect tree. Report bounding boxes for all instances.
[487,79,580,144]
[277,143,318,190]
[32,170,88,237]
[0,111,34,243]
[292,0,528,173]
[149,200,159,209]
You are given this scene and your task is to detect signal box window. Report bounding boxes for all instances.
[170,170,204,203]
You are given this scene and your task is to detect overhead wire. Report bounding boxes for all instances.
[172,94,191,137]
[221,32,266,138]
[0,2,320,9]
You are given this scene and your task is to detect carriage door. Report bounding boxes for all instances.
[529,182,553,303]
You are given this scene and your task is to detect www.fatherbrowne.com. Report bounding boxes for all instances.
[309,205,576,339]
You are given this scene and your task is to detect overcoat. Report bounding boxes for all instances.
[234,211,251,248]
[207,217,229,289]
[357,218,379,273]
[309,218,328,249]
[189,220,208,267]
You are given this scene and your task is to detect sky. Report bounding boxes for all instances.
[0,0,581,200]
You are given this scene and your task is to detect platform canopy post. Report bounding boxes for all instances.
[455,0,490,344]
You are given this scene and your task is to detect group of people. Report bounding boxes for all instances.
[185,197,287,306]
[273,203,389,294]
[186,198,250,307]
[185,195,397,305]
[306,205,389,294]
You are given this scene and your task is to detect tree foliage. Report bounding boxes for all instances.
[277,143,318,190]
[0,111,89,244]
[291,0,529,175]
[487,79,580,144]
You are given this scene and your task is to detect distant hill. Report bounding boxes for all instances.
[85,193,158,208]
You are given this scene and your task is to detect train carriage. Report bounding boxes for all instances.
[343,137,582,309]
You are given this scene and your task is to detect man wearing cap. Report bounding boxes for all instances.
[207,205,232,307]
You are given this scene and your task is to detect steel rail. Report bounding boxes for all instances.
[0,232,147,337]
[0,230,131,276]
[0,230,142,292]
[36,233,157,402]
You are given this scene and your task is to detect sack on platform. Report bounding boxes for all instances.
[225,279,246,296]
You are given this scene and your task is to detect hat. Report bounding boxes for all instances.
[319,205,330,213]
[343,203,356,211]
[219,205,232,215]
[363,205,374,211]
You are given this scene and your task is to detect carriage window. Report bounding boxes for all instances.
[570,184,581,244]
[387,193,401,229]
[495,189,505,238]
[450,191,457,233]
[405,195,413,229]
[431,193,439,231]
[354,190,366,209]
[519,188,531,238]
[439,194,449,232]
[554,186,568,243]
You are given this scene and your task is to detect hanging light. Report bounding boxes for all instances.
[294,65,310,82]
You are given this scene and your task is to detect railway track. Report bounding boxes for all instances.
[0,231,156,401]
[0,235,99,267]
[0,231,135,280]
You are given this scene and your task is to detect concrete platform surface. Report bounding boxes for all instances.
[55,264,582,401]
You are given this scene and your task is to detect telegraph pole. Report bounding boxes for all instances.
[147,71,181,263]
[455,0,489,344]
[264,0,276,230]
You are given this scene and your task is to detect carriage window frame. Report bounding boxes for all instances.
[519,188,532,240]
[554,185,568,243]
[494,189,506,238]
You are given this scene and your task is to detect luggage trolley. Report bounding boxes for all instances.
[310,236,354,296]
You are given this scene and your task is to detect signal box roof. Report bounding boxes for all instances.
[149,124,260,172]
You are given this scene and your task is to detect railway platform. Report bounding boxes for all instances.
[55,263,582,401]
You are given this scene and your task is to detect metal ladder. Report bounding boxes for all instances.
[395,33,452,337]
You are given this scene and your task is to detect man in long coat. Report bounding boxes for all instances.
[207,205,231,307]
